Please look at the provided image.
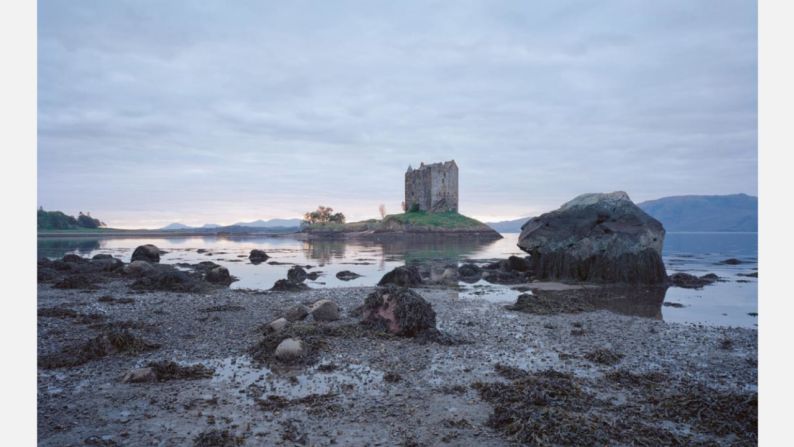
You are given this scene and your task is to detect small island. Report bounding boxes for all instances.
[301,160,502,239]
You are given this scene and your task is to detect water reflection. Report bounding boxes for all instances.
[37,238,100,259]
[36,232,757,328]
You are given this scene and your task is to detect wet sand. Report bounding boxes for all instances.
[37,278,756,446]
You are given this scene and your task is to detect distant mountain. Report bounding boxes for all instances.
[200,223,221,229]
[486,217,530,233]
[161,223,191,230]
[486,193,758,234]
[638,194,757,232]
[232,218,302,228]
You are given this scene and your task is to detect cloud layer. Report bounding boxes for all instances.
[38,0,757,228]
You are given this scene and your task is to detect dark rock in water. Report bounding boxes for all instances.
[131,244,162,263]
[361,285,436,336]
[205,266,232,285]
[336,270,362,281]
[718,258,743,265]
[663,302,685,308]
[287,266,308,283]
[458,263,483,282]
[507,256,531,272]
[669,272,719,289]
[62,254,87,263]
[517,192,667,284]
[377,266,423,287]
[271,279,310,292]
[306,271,321,281]
[91,254,114,260]
[249,249,269,264]
[738,271,758,278]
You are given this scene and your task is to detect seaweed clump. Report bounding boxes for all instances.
[648,384,757,440]
[471,365,745,445]
[193,429,245,447]
[39,329,160,369]
[584,348,624,366]
[256,393,339,416]
[147,360,214,381]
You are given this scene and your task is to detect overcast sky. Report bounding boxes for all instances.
[38,0,757,228]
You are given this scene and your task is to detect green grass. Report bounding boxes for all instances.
[302,219,380,232]
[381,211,485,228]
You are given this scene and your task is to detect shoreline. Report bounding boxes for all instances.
[38,275,757,445]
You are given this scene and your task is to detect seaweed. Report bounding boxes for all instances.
[584,348,624,366]
[257,393,339,416]
[193,429,245,447]
[39,329,160,369]
[147,361,214,381]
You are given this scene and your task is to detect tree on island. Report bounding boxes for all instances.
[303,206,345,225]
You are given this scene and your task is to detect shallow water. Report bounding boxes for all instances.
[38,232,758,328]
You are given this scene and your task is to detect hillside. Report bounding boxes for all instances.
[486,217,529,233]
[638,194,757,232]
[485,194,758,233]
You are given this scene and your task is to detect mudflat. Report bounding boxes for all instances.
[37,277,756,446]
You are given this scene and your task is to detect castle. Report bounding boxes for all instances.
[405,160,459,213]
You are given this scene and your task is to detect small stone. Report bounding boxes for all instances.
[284,304,310,322]
[310,300,340,322]
[268,318,289,333]
[274,338,304,360]
[122,367,157,383]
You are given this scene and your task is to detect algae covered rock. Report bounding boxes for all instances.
[377,266,423,287]
[131,244,163,263]
[518,192,666,284]
[361,285,436,336]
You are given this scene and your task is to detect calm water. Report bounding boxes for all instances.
[38,232,758,328]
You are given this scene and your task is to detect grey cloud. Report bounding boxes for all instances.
[38,0,757,227]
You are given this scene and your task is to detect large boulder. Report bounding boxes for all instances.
[361,286,436,336]
[517,192,666,284]
[131,244,162,263]
[377,266,423,287]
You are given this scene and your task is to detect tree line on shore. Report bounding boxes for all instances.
[38,207,105,230]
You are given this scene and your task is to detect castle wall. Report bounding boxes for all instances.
[405,161,458,213]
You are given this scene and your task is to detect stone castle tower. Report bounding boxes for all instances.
[405,160,459,213]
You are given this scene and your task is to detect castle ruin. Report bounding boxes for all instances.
[405,160,459,213]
